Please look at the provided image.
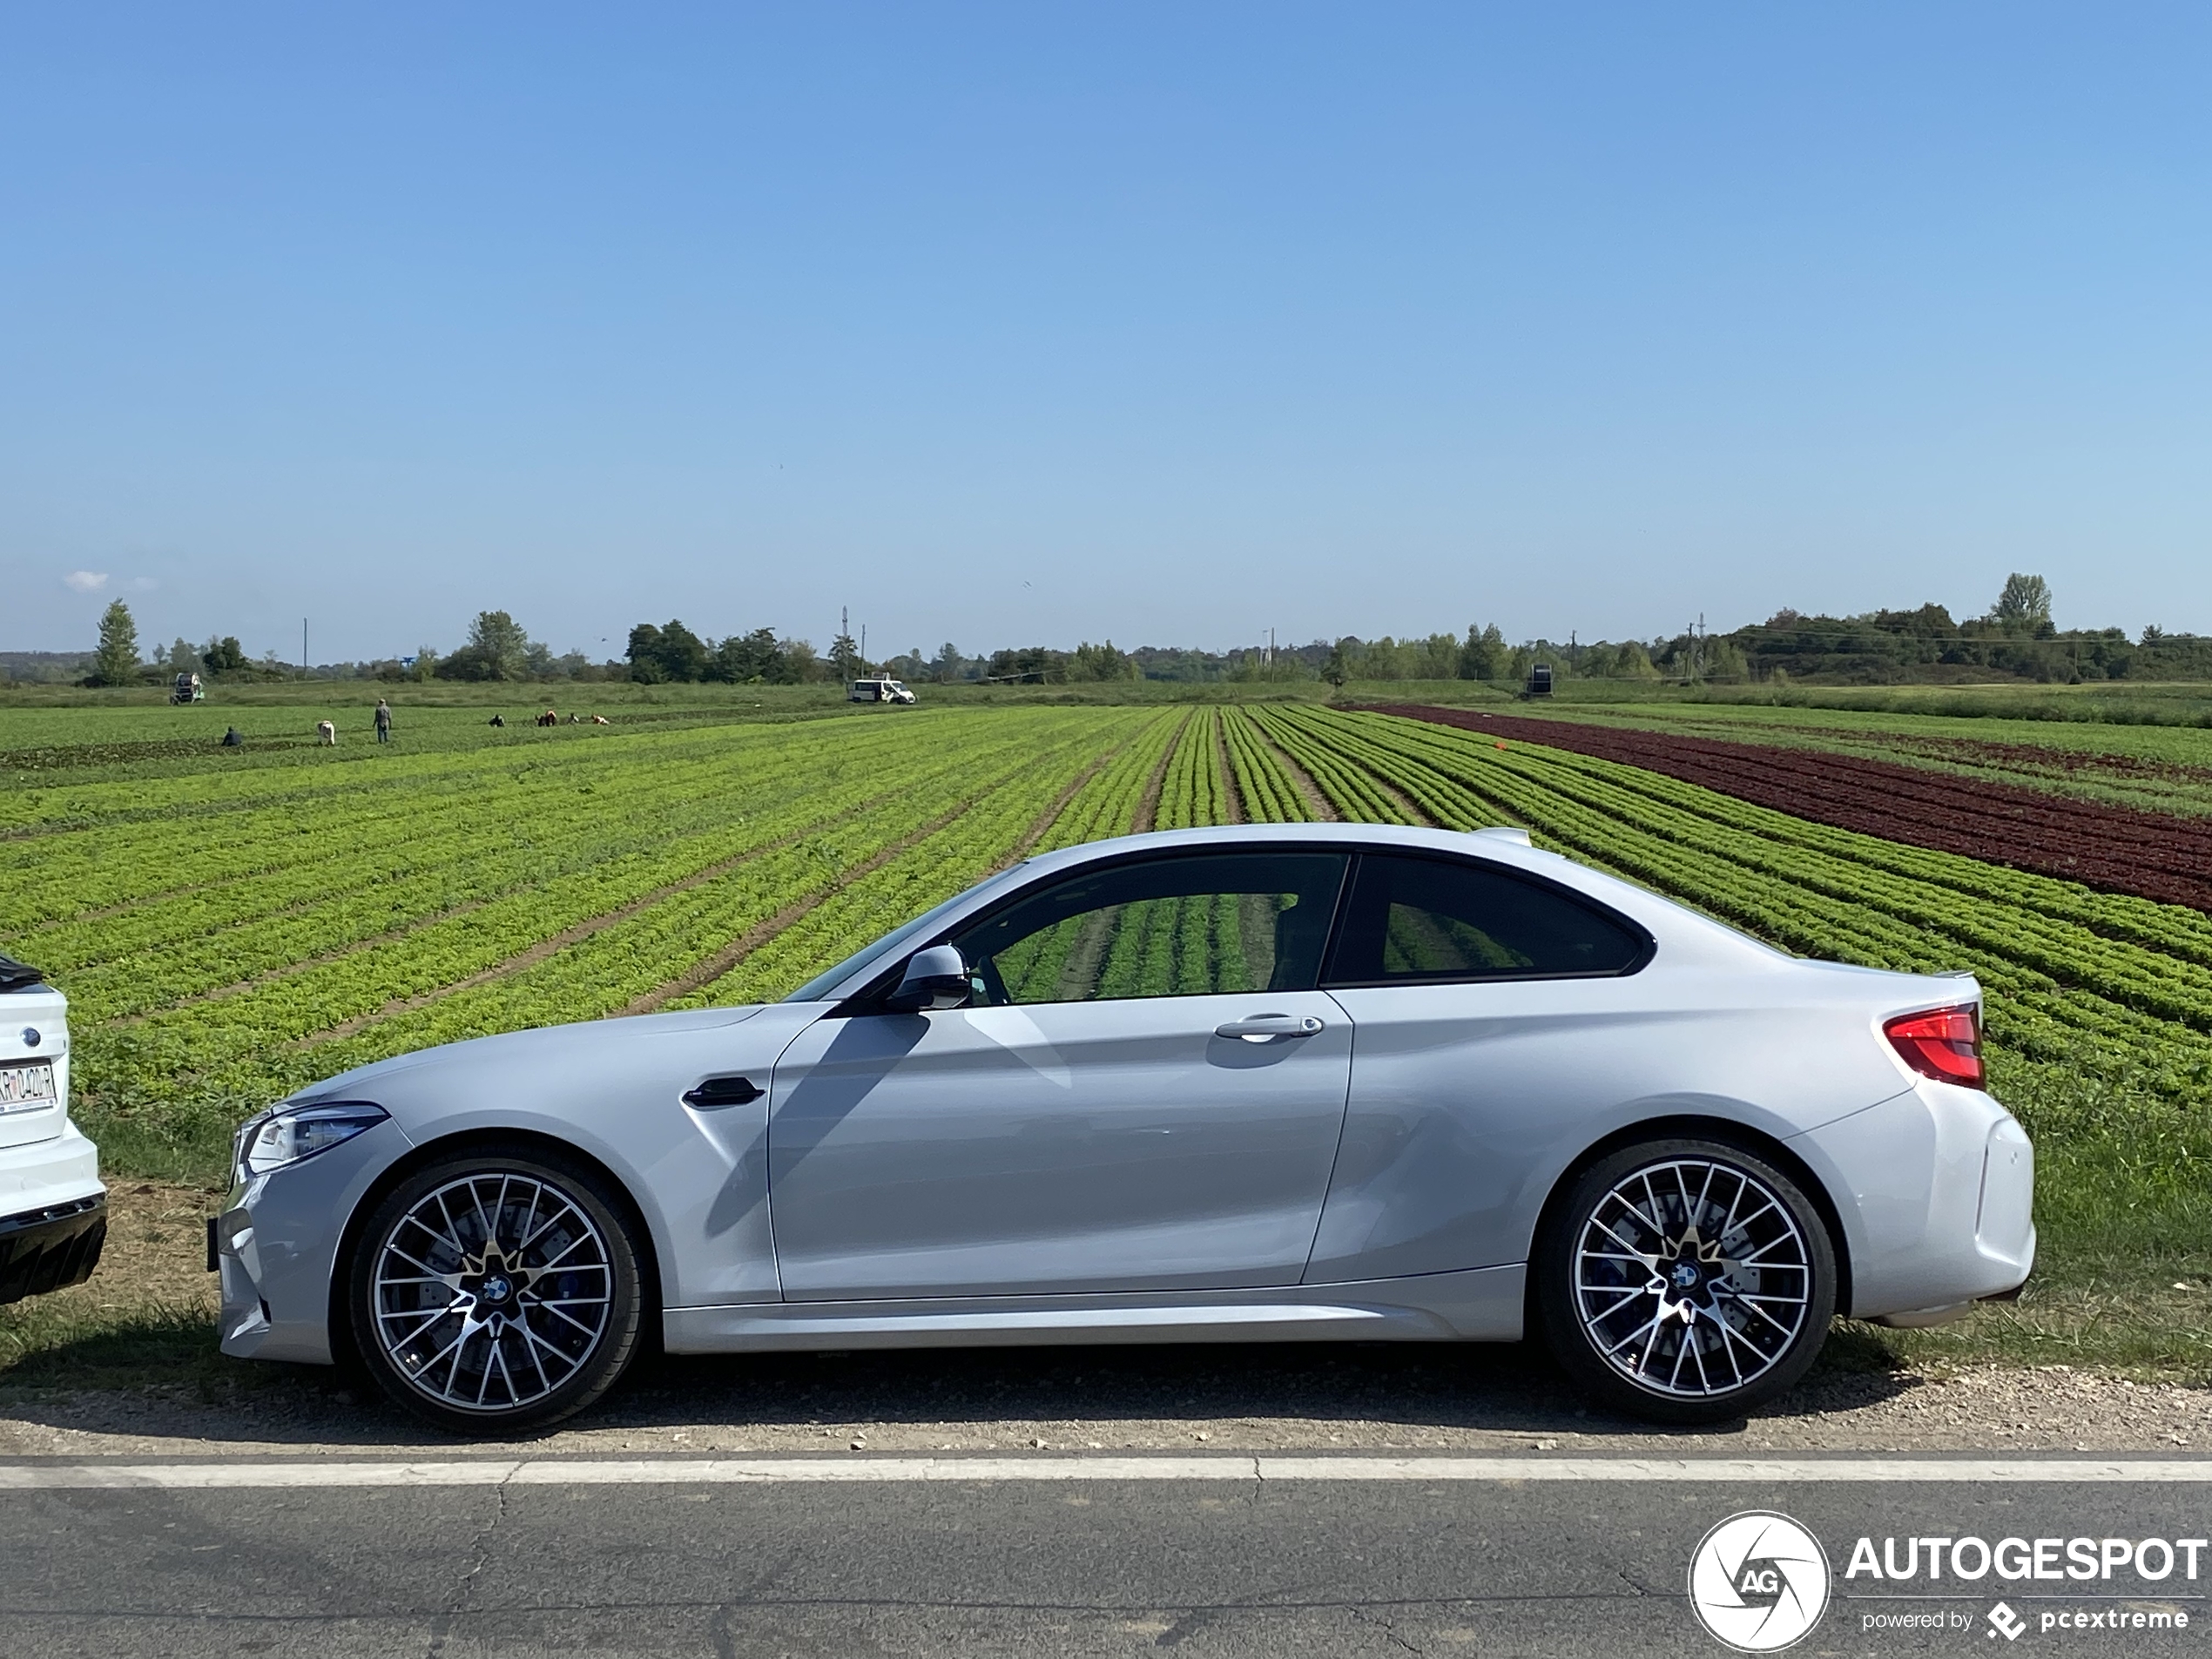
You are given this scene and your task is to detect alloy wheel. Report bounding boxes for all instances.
[1570,1157,1814,1399]
[368,1171,615,1414]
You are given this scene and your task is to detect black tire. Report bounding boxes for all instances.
[1535,1137,1837,1426]
[349,1143,646,1434]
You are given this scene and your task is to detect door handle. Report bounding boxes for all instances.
[1214,1015,1324,1042]
[683,1075,765,1109]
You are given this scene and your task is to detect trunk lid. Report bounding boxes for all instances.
[0,975,69,1150]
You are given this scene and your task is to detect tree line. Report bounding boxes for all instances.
[42,574,2212,692]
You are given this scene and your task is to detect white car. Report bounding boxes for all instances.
[0,954,105,1305]
[213,825,2034,1431]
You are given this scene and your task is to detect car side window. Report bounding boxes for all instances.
[1323,853,1649,986]
[950,853,1350,1006]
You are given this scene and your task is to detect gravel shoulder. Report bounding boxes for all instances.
[2,1184,2204,1462]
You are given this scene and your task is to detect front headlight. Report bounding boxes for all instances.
[238,1102,388,1177]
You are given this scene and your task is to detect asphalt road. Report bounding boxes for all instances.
[3,1456,2209,1658]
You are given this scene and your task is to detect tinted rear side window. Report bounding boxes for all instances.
[1323,853,1649,985]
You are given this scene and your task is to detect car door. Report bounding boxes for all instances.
[765,849,1354,1300]
[1305,851,1658,1285]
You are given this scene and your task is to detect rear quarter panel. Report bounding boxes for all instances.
[1305,968,1912,1285]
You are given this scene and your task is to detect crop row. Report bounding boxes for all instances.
[1035,711,1185,851]
[1380,706,2212,914]
[77,711,1143,1111]
[21,718,934,988]
[1268,707,2212,1097]
[684,718,1157,1008]
[1345,714,2212,1037]
[293,717,1136,1089]
[1152,711,1231,832]
[1246,706,1415,825]
[1218,708,1317,823]
[0,714,919,927]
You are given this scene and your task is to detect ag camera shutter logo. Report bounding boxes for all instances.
[1689,1511,1831,1652]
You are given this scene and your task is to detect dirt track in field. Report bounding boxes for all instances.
[1373,705,2212,914]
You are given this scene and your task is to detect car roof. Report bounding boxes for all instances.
[1021,821,1547,873]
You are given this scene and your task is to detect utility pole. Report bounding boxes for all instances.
[302,618,308,675]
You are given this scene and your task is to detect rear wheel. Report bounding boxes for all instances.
[1536,1138,1836,1425]
[349,1146,644,1433]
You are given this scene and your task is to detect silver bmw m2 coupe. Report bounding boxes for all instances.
[214,824,2033,1431]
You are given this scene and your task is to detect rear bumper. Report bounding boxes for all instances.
[0,1192,106,1305]
[1795,1080,2034,1321]
[0,1116,105,1305]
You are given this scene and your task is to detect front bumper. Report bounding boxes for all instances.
[214,1118,410,1366]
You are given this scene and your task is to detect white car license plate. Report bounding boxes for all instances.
[0,1060,57,1112]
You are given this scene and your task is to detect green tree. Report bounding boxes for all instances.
[984,646,1064,684]
[1321,638,1352,688]
[1068,640,1137,682]
[1993,573,2054,636]
[829,631,865,682]
[776,637,823,683]
[201,635,248,675]
[468,610,535,680]
[625,623,667,683]
[708,627,785,684]
[625,619,708,682]
[657,619,709,681]
[90,599,141,687]
[1456,624,1511,680]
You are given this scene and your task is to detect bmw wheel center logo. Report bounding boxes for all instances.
[1689,1511,1831,1651]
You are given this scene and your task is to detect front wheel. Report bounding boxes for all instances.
[349,1146,645,1433]
[1536,1138,1837,1425]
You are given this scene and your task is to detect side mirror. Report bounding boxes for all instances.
[885,944,971,1013]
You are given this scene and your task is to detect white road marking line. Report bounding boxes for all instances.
[2,1455,2211,1490]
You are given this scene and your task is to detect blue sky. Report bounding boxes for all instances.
[3,3,2206,661]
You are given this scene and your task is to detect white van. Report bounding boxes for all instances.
[848,677,918,705]
[0,954,105,1304]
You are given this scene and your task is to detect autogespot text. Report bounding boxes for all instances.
[1846,1534,2208,1583]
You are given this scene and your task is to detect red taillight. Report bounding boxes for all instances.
[1885,1005,1984,1088]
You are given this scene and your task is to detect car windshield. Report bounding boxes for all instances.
[780,866,1031,1002]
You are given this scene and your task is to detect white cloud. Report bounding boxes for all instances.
[64,570,110,593]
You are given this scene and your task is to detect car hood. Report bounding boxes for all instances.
[293,1002,778,1107]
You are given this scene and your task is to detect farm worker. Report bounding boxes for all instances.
[374,699,393,744]
[220,726,243,748]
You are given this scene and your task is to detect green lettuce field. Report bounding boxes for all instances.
[4,694,2209,1372]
